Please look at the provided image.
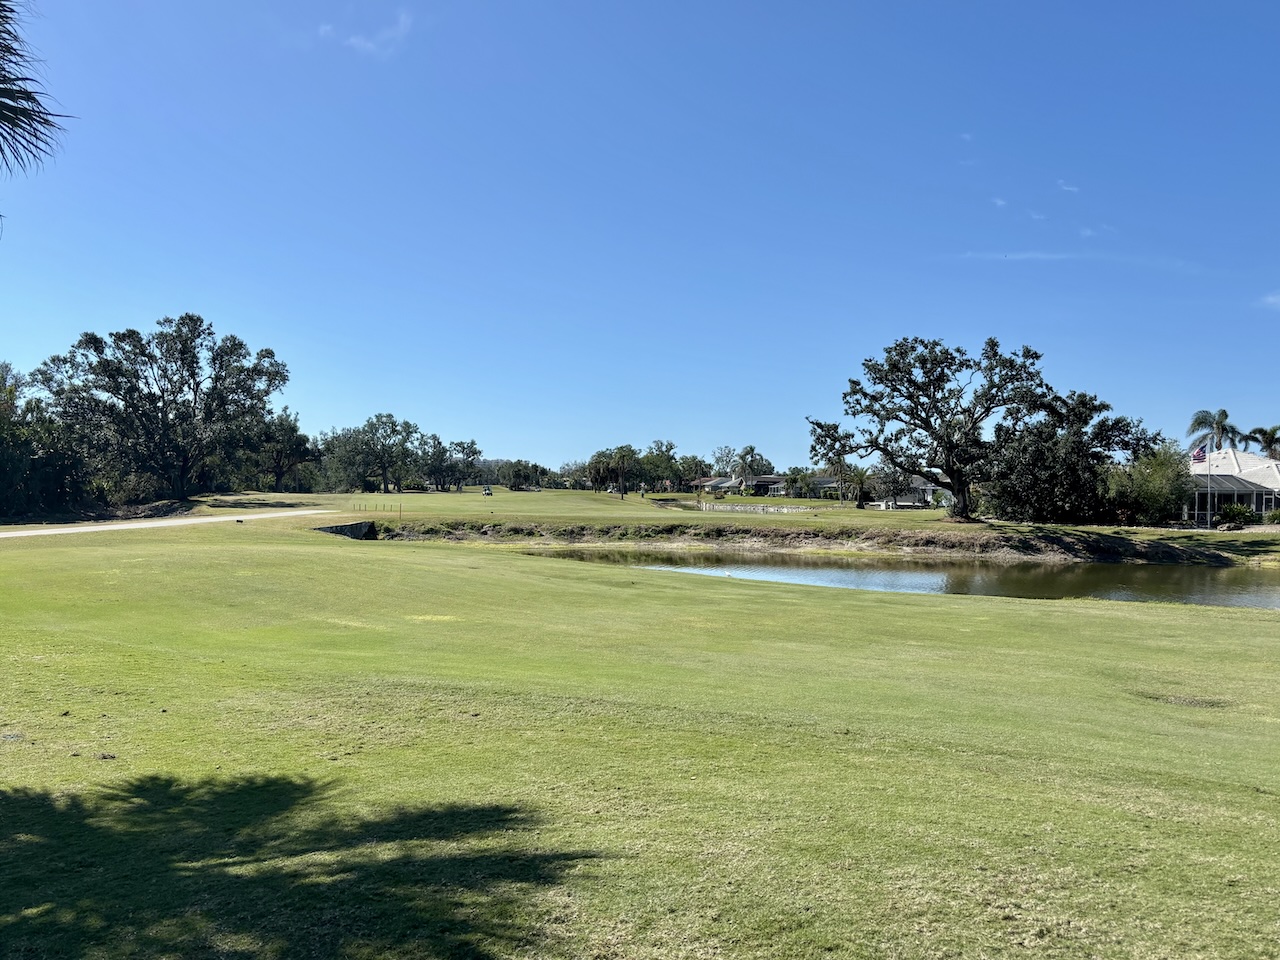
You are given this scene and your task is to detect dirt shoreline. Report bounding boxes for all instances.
[380,519,1280,566]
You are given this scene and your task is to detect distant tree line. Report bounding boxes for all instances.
[550,442,778,497]
[0,316,484,516]
[7,323,1247,528]
[533,444,913,506]
[3,316,802,514]
[316,415,482,495]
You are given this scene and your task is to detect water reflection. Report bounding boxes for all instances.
[528,549,1280,609]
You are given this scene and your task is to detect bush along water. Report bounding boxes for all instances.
[1215,502,1259,526]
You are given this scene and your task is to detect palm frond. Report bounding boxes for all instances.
[0,0,65,176]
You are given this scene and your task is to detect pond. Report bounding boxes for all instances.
[529,549,1280,609]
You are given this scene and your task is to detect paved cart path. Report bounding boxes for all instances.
[0,510,336,539]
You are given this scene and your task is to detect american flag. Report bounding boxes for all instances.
[1191,445,1207,463]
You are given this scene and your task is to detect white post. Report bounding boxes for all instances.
[1206,449,1213,529]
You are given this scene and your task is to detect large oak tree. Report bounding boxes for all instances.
[810,337,1047,519]
[37,314,288,499]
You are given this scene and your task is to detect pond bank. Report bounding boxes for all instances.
[376,518,1280,566]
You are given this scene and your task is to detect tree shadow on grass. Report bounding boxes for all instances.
[1154,529,1280,562]
[1009,526,1238,565]
[1,775,595,959]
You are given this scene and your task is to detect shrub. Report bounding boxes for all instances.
[1215,502,1258,526]
[1265,508,1280,525]
[1107,442,1194,526]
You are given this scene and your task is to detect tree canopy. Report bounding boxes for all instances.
[812,337,1047,519]
[988,391,1160,523]
[257,408,313,494]
[1108,442,1194,526]
[315,422,480,494]
[362,413,419,494]
[807,418,858,505]
[1,360,84,516]
[710,445,736,477]
[732,445,774,480]
[36,314,288,500]
[496,459,545,491]
[611,445,637,498]
[638,440,679,491]
[5,317,510,512]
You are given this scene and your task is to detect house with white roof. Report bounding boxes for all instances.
[1189,449,1280,524]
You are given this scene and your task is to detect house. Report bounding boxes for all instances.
[746,474,785,496]
[1188,449,1280,524]
[868,475,946,510]
[702,477,741,496]
[810,477,843,498]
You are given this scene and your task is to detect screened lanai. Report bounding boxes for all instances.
[1188,449,1280,525]
[1187,474,1275,526]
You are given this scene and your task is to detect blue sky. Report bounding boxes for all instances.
[3,2,1277,470]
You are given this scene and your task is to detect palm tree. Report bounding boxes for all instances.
[733,445,757,494]
[1,1,64,176]
[1246,425,1280,460]
[611,444,637,499]
[1186,408,1244,452]
[783,466,809,499]
[820,452,849,505]
[846,465,869,506]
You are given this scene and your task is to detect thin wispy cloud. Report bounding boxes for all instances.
[960,250,1203,274]
[1079,227,1096,238]
[320,9,412,58]
[1260,291,1280,310]
[962,251,1080,261]
[1057,179,1080,193]
[1027,210,1046,220]
[959,132,973,142]
[991,197,1006,208]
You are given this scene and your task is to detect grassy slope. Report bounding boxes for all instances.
[203,488,952,521]
[3,514,1279,958]
[202,488,945,527]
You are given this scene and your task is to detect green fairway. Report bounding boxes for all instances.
[198,488,948,527]
[3,517,1279,957]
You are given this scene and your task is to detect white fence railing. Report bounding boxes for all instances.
[694,501,848,514]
